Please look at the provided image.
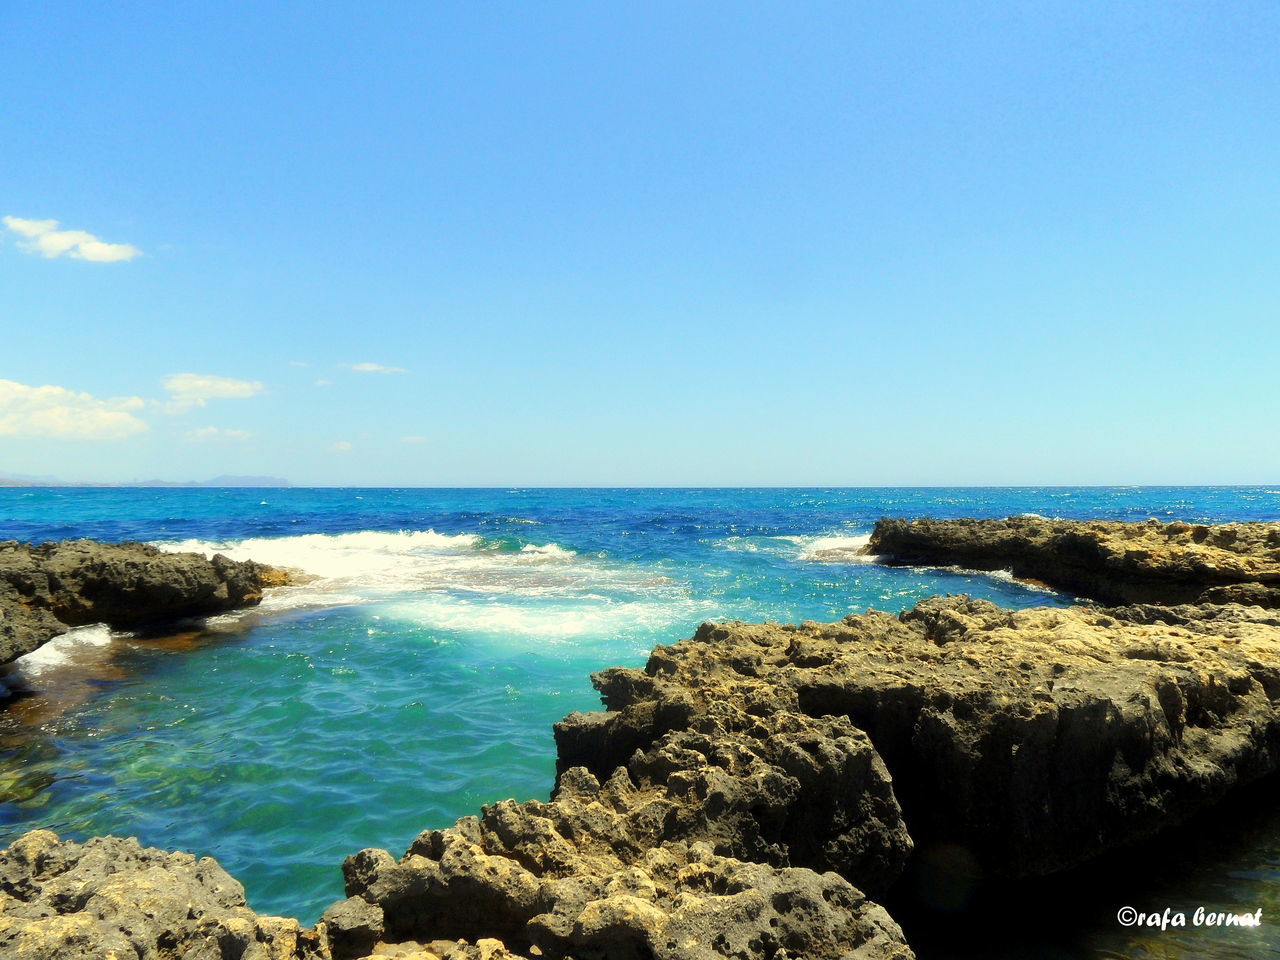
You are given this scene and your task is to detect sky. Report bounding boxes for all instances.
[2,1,1277,486]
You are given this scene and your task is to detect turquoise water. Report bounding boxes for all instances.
[0,487,1278,957]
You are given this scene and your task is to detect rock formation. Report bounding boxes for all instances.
[0,539,288,665]
[866,516,1280,606]
[0,831,324,959]
[3,521,1280,958]
[335,778,911,960]
[556,597,1280,882]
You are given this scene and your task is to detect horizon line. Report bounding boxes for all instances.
[2,483,1277,491]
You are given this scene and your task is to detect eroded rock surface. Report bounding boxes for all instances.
[867,516,1280,606]
[325,639,915,959]
[0,539,287,664]
[6,519,1280,958]
[555,670,911,893]
[338,765,912,960]
[0,830,324,959]
[558,597,1280,880]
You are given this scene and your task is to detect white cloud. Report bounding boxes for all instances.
[314,379,332,388]
[185,426,252,442]
[343,362,407,374]
[0,379,148,440]
[162,373,264,412]
[401,435,427,444]
[330,440,354,453]
[3,215,142,263]
[289,360,310,367]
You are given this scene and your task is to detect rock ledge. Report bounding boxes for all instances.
[0,539,289,666]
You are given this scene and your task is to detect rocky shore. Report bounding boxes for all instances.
[867,516,1280,606]
[0,539,288,668]
[3,519,1280,959]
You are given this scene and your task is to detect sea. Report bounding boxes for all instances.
[0,486,1277,959]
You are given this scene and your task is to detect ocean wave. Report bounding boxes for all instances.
[13,624,115,677]
[158,529,483,577]
[796,534,877,563]
[151,528,694,637]
[380,593,708,641]
[783,532,1060,595]
[712,532,880,564]
[519,542,576,559]
[976,568,1059,593]
[894,562,1062,595]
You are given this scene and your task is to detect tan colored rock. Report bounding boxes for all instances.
[866,516,1280,605]
[0,831,326,960]
[338,767,914,960]
[559,597,1280,882]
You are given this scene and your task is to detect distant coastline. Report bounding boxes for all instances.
[0,474,292,488]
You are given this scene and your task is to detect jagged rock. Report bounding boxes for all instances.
[11,519,1280,958]
[866,516,1280,606]
[341,766,913,960]
[0,539,289,665]
[556,662,911,894]
[349,940,517,959]
[557,597,1280,883]
[321,897,384,959]
[0,830,324,959]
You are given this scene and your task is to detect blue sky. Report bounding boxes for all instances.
[2,2,1277,485]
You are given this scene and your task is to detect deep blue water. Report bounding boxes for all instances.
[0,486,1276,958]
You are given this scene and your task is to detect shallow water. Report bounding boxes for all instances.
[0,487,1277,956]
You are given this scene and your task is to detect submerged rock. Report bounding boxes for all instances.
[866,516,1280,606]
[0,539,289,666]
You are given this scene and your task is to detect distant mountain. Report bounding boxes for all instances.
[0,472,62,483]
[201,475,293,488]
[0,474,292,488]
[128,475,293,488]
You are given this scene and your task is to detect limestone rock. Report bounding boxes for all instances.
[866,516,1280,606]
[0,830,324,959]
[559,597,1280,881]
[0,539,290,665]
[556,664,912,894]
[341,774,913,960]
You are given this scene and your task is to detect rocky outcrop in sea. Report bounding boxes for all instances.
[0,539,288,667]
[866,516,1280,606]
[2,520,1279,959]
[557,597,1280,882]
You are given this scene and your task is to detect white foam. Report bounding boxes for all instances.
[945,566,1060,594]
[797,534,877,563]
[519,543,576,559]
[158,529,482,580]
[13,624,115,676]
[716,536,762,553]
[152,529,695,637]
[381,593,709,641]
